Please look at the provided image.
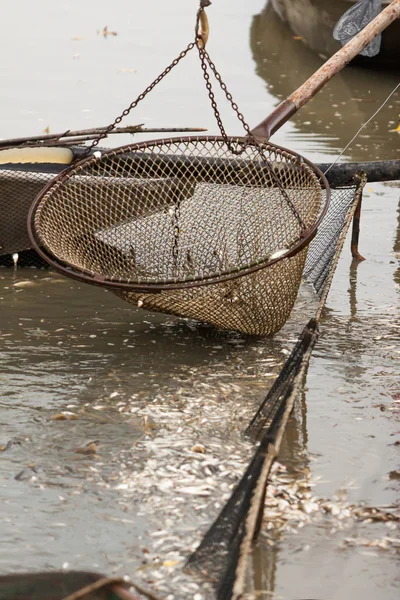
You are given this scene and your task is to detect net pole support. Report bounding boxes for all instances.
[351,185,366,262]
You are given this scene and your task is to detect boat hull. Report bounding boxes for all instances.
[270,0,400,68]
[1,147,399,268]
[0,146,86,267]
[0,571,137,600]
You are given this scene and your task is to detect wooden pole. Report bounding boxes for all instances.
[0,125,207,149]
[251,0,400,139]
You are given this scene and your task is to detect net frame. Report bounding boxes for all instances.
[27,136,330,292]
[27,136,330,337]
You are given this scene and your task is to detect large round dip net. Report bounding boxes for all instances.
[25,0,335,337]
[29,138,327,336]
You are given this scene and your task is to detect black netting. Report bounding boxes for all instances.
[187,320,319,600]
[0,158,66,266]
[186,176,367,599]
[304,184,362,296]
[245,319,319,441]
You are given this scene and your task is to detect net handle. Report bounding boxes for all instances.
[251,0,400,139]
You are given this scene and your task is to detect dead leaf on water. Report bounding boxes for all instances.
[51,412,79,421]
[103,26,118,37]
[0,440,21,452]
[143,416,157,435]
[162,560,180,567]
[75,441,99,455]
[191,444,205,454]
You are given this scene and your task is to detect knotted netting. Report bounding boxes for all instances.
[28,138,328,336]
[186,173,368,599]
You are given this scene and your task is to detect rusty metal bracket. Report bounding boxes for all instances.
[351,172,367,262]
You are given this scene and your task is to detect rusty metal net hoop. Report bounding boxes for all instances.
[31,137,325,285]
[29,137,328,336]
[27,1,330,335]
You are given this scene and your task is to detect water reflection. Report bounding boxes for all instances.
[392,184,400,287]
[250,2,400,161]
[349,260,360,320]
[245,389,311,596]
[269,0,399,69]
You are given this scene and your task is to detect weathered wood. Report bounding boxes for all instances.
[290,0,400,110]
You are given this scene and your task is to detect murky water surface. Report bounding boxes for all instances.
[0,1,399,599]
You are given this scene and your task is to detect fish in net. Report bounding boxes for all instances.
[28,140,327,337]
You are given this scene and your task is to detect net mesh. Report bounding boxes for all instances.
[0,167,55,266]
[304,183,363,296]
[186,175,367,599]
[30,137,326,336]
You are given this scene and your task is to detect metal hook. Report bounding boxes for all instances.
[196,8,210,49]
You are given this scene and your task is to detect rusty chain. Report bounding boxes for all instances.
[69,0,306,232]
[80,42,196,160]
[197,47,306,230]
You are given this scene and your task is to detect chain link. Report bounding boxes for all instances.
[198,48,250,155]
[78,42,196,161]
[201,48,253,137]
[198,47,306,231]
[65,0,306,233]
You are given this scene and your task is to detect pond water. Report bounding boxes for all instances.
[0,1,399,599]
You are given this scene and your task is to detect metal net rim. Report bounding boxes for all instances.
[27,135,331,292]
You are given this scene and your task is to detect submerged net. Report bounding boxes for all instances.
[29,138,327,336]
[186,174,367,599]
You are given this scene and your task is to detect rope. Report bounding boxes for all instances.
[324,81,400,175]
